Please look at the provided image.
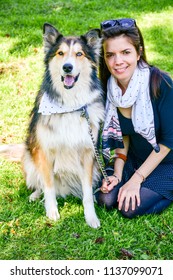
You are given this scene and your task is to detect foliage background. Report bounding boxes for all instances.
[0,0,173,260]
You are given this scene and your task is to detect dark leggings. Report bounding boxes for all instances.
[95,184,172,218]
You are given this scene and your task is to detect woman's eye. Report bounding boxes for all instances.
[106,53,114,58]
[76,52,83,57]
[123,50,130,55]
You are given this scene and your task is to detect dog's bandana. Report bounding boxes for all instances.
[38,92,87,115]
[102,65,160,163]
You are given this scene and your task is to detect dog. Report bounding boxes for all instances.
[22,23,105,228]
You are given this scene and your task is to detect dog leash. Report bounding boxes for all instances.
[81,106,111,189]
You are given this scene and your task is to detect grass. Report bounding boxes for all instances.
[0,0,173,260]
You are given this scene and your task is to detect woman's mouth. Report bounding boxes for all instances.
[114,67,128,74]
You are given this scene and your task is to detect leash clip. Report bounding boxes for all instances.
[80,105,89,120]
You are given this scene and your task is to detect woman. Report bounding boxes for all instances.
[95,18,173,218]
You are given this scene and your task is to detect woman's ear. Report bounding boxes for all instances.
[139,46,143,56]
[137,46,143,61]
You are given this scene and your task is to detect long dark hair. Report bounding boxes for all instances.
[99,25,165,98]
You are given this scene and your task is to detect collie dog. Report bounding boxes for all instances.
[23,23,104,228]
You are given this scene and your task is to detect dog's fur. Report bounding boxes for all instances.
[21,24,105,228]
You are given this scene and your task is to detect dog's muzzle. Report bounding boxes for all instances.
[61,63,80,89]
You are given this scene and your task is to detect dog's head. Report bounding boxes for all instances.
[43,23,101,90]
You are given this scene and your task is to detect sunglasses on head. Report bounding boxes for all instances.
[100,18,136,30]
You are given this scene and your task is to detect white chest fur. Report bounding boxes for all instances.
[37,101,104,172]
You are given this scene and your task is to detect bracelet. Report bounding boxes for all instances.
[115,153,127,162]
[112,173,120,183]
[135,169,146,182]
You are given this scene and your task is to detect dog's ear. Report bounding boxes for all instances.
[83,29,101,48]
[43,23,62,53]
[82,29,101,62]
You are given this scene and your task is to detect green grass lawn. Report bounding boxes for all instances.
[0,0,173,260]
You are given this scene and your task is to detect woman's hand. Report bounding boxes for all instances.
[117,179,141,212]
[100,175,120,193]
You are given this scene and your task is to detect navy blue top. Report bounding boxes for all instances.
[118,72,173,163]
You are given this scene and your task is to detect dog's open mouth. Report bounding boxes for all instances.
[61,74,80,89]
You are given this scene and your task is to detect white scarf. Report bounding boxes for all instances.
[102,66,159,162]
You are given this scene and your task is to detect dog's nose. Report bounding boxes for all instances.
[63,63,73,73]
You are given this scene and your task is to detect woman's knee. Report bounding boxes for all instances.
[95,191,118,210]
[119,200,139,218]
[120,208,137,218]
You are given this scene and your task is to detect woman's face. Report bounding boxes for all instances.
[103,35,140,89]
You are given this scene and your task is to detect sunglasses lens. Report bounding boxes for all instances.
[119,19,136,27]
[101,20,117,30]
[101,18,136,30]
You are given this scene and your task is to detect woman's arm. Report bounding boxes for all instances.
[113,135,129,181]
[118,143,171,211]
[100,135,129,193]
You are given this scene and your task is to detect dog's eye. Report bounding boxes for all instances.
[57,51,64,56]
[76,52,83,57]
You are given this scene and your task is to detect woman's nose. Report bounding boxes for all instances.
[113,54,123,64]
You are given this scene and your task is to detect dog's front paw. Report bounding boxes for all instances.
[46,207,60,221]
[85,214,100,229]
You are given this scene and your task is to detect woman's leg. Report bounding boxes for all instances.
[95,183,122,210]
[120,187,172,218]
[95,185,172,217]
[95,166,123,210]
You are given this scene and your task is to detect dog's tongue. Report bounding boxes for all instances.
[64,75,75,87]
